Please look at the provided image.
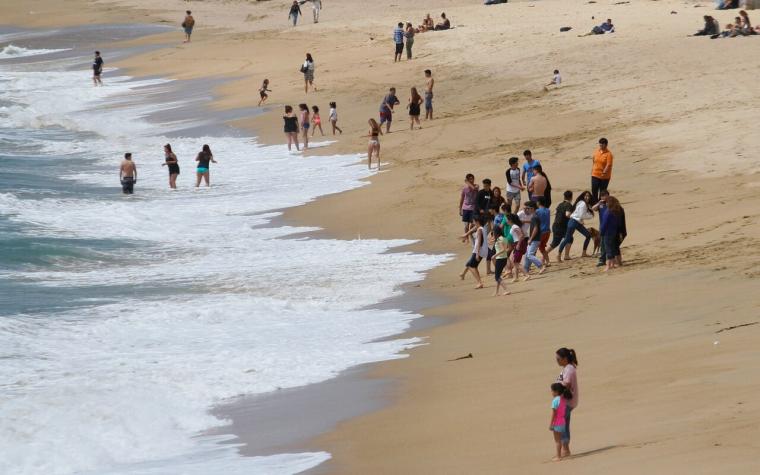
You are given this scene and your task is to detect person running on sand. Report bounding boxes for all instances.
[299,104,310,149]
[549,383,574,462]
[459,173,478,235]
[459,214,488,289]
[311,105,324,136]
[546,190,574,262]
[119,153,136,194]
[289,1,302,26]
[258,79,271,106]
[162,143,180,190]
[328,101,342,135]
[302,53,316,93]
[505,156,524,213]
[379,87,400,133]
[195,144,217,188]
[407,87,423,130]
[182,11,195,43]
[555,348,579,458]
[557,191,594,260]
[393,22,405,63]
[424,69,435,120]
[404,22,415,60]
[283,105,300,151]
[591,138,613,204]
[367,118,383,169]
[491,224,511,296]
[92,51,103,86]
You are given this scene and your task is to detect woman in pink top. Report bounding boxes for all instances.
[555,347,579,457]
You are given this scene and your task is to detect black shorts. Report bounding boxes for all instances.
[260,91,267,99]
[466,253,482,268]
[395,43,404,54]
[461,209,474,223]
[550,227,567,248]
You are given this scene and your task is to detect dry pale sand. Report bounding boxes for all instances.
[4,0,760,473]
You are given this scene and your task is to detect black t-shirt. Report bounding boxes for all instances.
[476,189,493,214]
[529,215,542,241]
[552,201,574,231]
[93,56,103,73]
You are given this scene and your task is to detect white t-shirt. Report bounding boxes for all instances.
[472,226,489,258]
[517,210,532,237]
[570,201,593,223]
[509,224,522,243]
[506,167,521,194]
[553,73,562,85]
[329,107,337,121]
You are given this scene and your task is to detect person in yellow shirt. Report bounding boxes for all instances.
[591,138,613,204]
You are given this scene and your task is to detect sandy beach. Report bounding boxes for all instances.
[3,0,760,473]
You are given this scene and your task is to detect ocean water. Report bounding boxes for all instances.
[0,29,446,474]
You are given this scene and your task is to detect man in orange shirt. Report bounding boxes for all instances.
[591,137,613,204]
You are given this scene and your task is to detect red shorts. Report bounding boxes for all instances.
[539,232,550,252]
[512,238,527,263]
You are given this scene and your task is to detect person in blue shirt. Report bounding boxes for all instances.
[535,196,552,265]
[393,22,405,62]
[600,196,624,272]
[592,190,610,267]
[521,150,541,189]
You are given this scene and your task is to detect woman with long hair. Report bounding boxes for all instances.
[283,105,300,151]
[162,143,180,189]
[555,348,579,458]
[404,22,415,59]
[489,186,507,218]
[407,87,423,130]
[195,144,217,188]
[302,53,315,93]
[367,118,383,169]
[504,213,525,282]
[600,196,624,271]
[298,104,310,150]
[557,191,593,260]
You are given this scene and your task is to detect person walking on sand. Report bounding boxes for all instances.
[301,53,316,93]
[92,51,104,86]
[549,383,574,462]
[459,214,488,289]
[407,87,423,130]
[311,0,322,23]
[393,22,405,63]
[119,153,136,194]
[367,118,383,169]
[591,138,613,204]
[555,348,579,458]
[283,105,300,151]
[162,143,180,189]
[546,190,574,262]
[310,105,324,136]
[182,11,195,43]
[459,173,478,235]
[379,87,399,133]
[299,104,310,150]
[505,156,523,213]
[258,79,271,107]
[535,196,552,265]
[289,1,302,26]
[195,144,217,188]
[523,201,545,280]
[404,22,415,60]
[504,213,525,282]
[424,69,434,120]
[557,191,594,260]
[328,102,342,135]
[491,224,511,296]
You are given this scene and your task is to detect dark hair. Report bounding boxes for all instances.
[573,193,593,216]
[476,214,488,226]
[599,189,610,198]
[606,196,623,217]
[186,10,191,14]
[494,224,503,237]
[411,87,421,103]
[465,173,475,180]
[424,69,432,75]
[398,22,404,27]
[554,69,559,74]
[536,196,546,207]
[556,348,578,366]
[306,53,313,62]
[506,213,522,227]
[551,383,573,400]
[390,87,396,92]
[95,51,101,55]
[312,105,319,113]
[124,152,131,159]
[299,103,308,111]
[523,149,532,157]
[285,105,293,113]
[483,178,491,185]
[492,186,502,197]
[599,137,608,145]
[202,144,212,154]
[164,144,172,153]
[534,164,543,174]
[563,190,573,200]
[263,78,269,84]
[441,12,446,18]
[329,101,336,108]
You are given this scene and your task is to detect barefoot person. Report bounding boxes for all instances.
[195,144,217,188]
[328,101,342,135]
[546,190,573,262]
[601,195,624,271]
[424,69,434,120]
[379,87,400,133]
[459,173,478,234]
[407,87,423,130]
[182,11,195,43]
[549,383,574,462]
[283,105,300,151]
[505,156,523,213]
[505,213,525,281]
[92,51,103,86]
[162,144,180,189]
[299,104,310,149]
[523,201,545,279]
[119,153,136,194]
[404,22,415,60]
[555,348,579,458]
[302,53,316,93]
[591,137,613,204]
[545,69,562,89]
[459,214,488,289]
[311,0,322,23]
[367,118,382,169]
[393,22,405,63]
[491,224,511,296]
[557,191,594,260]
[311,105,324,136]
[258,79,271,106]
[521,150,541,191]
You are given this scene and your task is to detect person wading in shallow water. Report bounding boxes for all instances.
[119,153,137,194]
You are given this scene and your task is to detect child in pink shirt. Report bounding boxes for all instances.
[549,383,573,461]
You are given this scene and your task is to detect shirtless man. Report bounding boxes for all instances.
[424,69,434,120]
[119,153,137,194]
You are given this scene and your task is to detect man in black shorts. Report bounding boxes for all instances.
[93,51,103,86]
[393,22,404,62]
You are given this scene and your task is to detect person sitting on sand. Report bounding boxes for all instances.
[545,69,562,89]
[419,13,434,32]
[739,10,756,35]
[693,15,720,36]
[434,12,451,31]
[580,18,614,36]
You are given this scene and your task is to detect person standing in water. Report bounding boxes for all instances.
[182,10,195,43]
[424,69,434,120]
[258,79,271,107]
[162,144,180,189]
[92,51,103,86]
[299,104,310,149]
[328,101,342,135]
[283,105,300,151]
[119,153,137,194]
[311,105,324,136]
[195,144,217,188]
[367,118,383,170]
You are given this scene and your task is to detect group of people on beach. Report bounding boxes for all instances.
[117,144,217,194]
[282,101,341,151]
[459,139,627,294]
[694,9,758,37]
[289,0,322,26]
[392,13,451,61]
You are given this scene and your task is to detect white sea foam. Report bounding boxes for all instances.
[0,44,70,59]
[0,53,448,474]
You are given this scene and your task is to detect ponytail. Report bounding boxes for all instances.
[550,382,573,400]
[556,347,578,366]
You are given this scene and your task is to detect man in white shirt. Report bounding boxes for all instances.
[311,0,322,23]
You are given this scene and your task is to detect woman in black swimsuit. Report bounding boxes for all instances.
[283,105,300,151]
[407,87,423,130]
[162,143,180,189]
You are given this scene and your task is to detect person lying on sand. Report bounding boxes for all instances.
[579,18,614,37]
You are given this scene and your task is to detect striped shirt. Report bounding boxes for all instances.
[393,27,404,44]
